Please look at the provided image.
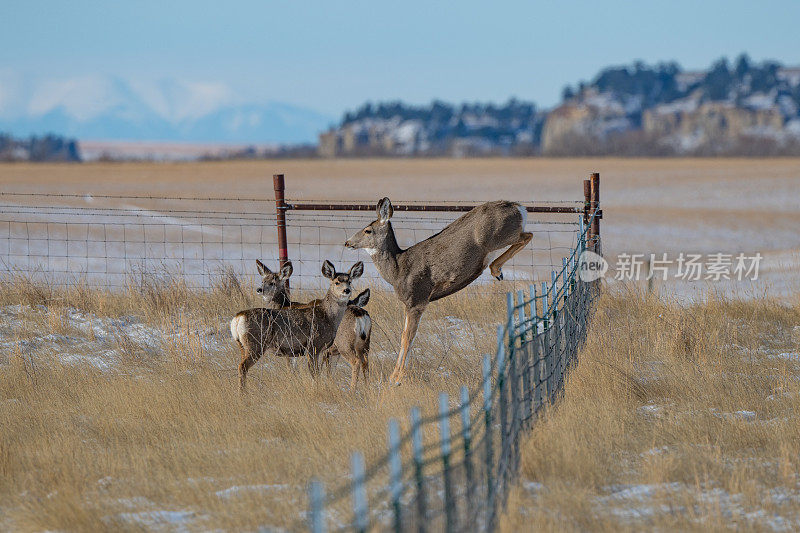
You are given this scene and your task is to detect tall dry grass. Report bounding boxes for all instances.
[5,273,799,531]
[502,286,800,531]
[0,272,505,531]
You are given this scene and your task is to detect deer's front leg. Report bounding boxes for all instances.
[391,306,424,386]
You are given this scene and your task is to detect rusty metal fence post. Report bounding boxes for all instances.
[589,172,600,252]
[273,173,290,287]
[583,178,591,235]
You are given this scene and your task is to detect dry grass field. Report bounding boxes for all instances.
[0,272,506,531]
[501,288,800,531]
[1,158,799,530]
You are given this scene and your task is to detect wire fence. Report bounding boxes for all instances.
[0,193,279,289]
[0,194,582,294]
[302,211,601,532]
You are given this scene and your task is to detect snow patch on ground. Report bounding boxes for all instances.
[709,408,758,421]
[215,484,290,499]
[0,304,229,369]
[113,510,197,531]
[769,352,800,362]
[637,404,663,417]
[597,483,800,530]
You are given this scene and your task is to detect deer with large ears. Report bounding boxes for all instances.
[231,260,363,391]
[345,198,532,385]
[252,259,372,389]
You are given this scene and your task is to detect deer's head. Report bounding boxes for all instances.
[344,197,394,256]
[255,259,292,302]
[322,260,364,303]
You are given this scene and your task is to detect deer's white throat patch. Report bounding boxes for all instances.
[364,248,379,256]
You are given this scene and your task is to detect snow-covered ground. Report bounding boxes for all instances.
[0,304,229,369]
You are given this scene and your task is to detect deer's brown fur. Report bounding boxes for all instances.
[345,198,532,385]
[324,289,371,389]
[252,260,371,389]
[231,260,363,391]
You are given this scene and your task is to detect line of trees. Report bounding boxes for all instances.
[0,133,81,162]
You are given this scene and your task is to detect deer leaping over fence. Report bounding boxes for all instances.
[345,197,532,385]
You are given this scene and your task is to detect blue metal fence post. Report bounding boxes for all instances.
[482,353,495,530]
[388,419,403,533]
[495,324,508,502]
[541,281,550,403]
[530,284,542,413]
[309,479,326,533]
[460,385,475,520]
[505,291,514,337]
[410,407,427,532]
[550,270,560,400]
[439,392,455,532]
[518,289,532,426]
[352,452,368,533]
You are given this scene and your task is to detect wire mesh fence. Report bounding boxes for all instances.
[0,192,279,289]
[0,193,585,295]
[302,212,601,532]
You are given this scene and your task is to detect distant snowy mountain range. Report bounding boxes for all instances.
[0,73,333,144]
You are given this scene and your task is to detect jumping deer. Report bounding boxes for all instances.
[345,197,532,385]
[253,259,372,389]
[231,260,363,391]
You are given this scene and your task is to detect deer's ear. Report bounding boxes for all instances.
[279,261,293,280]
[256,259,271,276]
[321,260,336,280]
[351,288,370,307]
[377,197,393,223]
[349,261,364,280]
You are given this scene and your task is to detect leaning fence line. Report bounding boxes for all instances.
[296,178,601,532]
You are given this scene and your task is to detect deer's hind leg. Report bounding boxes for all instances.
[238,341,261,393]
[489,232,533,280]
[349,358,359,391]
[360,353,369,382]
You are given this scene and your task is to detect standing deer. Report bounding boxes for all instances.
[254,259,299,370]
[345,197,532,385]
[231,260,363,391]
[322,288,371,390]
[253,259,372,389]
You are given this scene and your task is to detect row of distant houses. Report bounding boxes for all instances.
[318,67,800,157]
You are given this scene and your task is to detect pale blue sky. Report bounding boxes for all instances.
[2,0,799,115]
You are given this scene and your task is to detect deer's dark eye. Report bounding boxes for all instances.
[364,228,372,234]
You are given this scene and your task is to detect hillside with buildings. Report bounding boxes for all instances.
[320,56,800,156]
